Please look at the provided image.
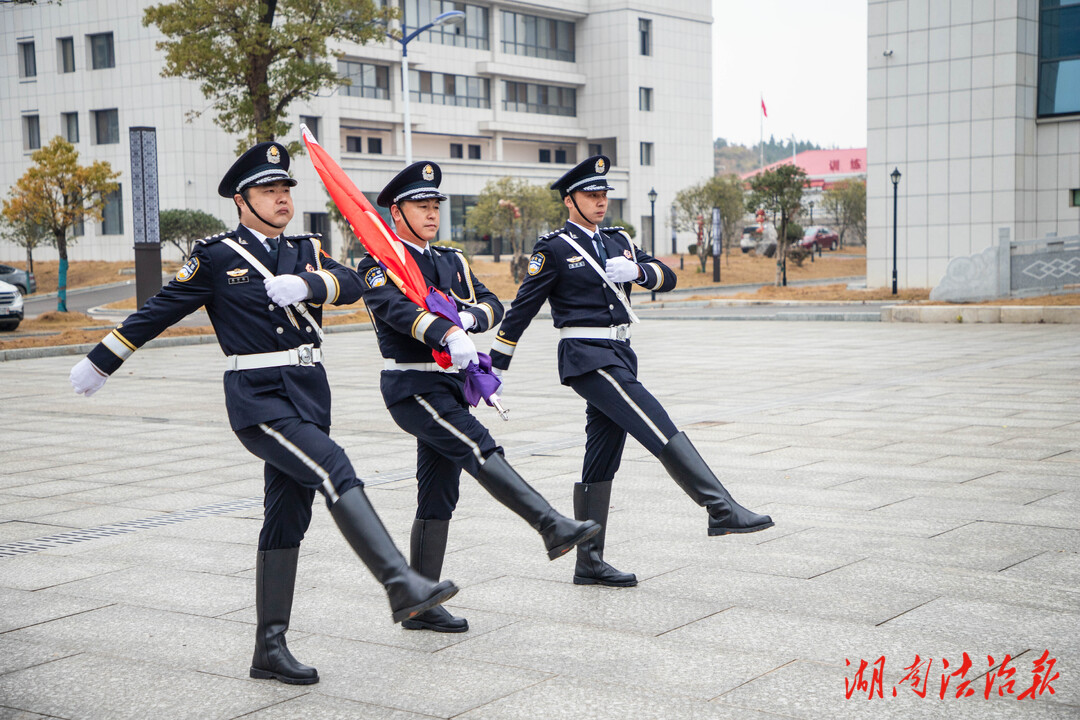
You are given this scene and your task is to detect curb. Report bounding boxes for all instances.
[882,305,1080,324]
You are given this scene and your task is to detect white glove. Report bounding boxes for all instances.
[605,256,641,283]
[492,367,505,394]
[264,275,311,306]
[460,313,477,332]
[70,357,108,397]
[445,329,479,369]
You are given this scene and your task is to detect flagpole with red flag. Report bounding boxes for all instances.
[760,95,767,169]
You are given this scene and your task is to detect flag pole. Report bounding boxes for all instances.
[759,94,764,169]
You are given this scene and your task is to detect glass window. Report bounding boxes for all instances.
[403,0,490,50]
[555,149,567,164]
[339,60,390,99]
[88,32,115,69]
[18,40,36,78]
[102,186,123,235]
[62,112,79,143]
[346,136,363,152]
[640,141,654,166]
[501,10,575,61]
[299,115,319,140]
[58,37,75,73]
[304,212,330,251]
[410,70,490,108]
[450,143,463,158]
[639,18,652,56]
[468,144,481,159]
[1038,0,1080,116]
[1072,188,1080,206]
[589,143,603,157]
[539,148,551,163]
[639,87,653,111]
[368,137,383,154]
[23,115,40,151]
[503,81,576,116]
[93,109,119,144]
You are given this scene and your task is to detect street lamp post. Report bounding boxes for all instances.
[809,200,814,224]
[648,187,658,300]
[890,167,901,295]
[395,11,465,165]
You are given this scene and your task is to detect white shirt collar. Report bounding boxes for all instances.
[242,225,276,252]
[569,220,598,239]
[399,236,430,255]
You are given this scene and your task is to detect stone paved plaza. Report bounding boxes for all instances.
[1,318,1078,719]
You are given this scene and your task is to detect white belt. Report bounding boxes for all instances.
[226,344,322,371]
[383,359,456,373]
[559,325,633,341]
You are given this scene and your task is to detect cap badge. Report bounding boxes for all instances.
[422,164,435,181]
[595,158,605,173]
[267,146,281,164]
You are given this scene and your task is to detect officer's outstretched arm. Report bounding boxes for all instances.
[489,239,558,371]
[73,247,215,392]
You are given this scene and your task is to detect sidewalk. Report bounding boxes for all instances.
[1,319,1078,719]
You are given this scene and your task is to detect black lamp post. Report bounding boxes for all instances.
[647,187,658,256]
[890,167,901,295]
[809,200,814,224]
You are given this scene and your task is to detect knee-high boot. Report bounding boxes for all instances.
[401,519,469,633]
[330,486,459,623]
[249,547,319,685]
[658,432,774,536]
[475,453,601,560]
[572,481,637,587]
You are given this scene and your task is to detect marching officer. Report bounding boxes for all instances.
[68,142,458,684]
[489,155,773,588]
[357,161,600,633]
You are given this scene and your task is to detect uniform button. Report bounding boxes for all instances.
[609,304,614,309]
[268,303,275,311]
[276,327,284,334]
[305,326,312,333]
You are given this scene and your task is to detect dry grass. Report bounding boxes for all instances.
[6,260,187,295]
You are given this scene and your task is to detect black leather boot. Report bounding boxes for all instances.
[330,486,459,623]
[249,547,319,685]
[401,518,469,633]
[476,453,601,560]
[572,481,637,587]
[658,432,774,536]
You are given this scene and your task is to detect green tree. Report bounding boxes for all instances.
[822,178,867,247]
[1,137,119,311]
[673,174,745,273]
[465,177,564,282]
[159,208,227,260]
[0,216,48,280]
[144,0,394,153]
[745,164,808,286]
[606,217,636,239]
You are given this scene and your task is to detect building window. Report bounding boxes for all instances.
[299,115,319,140]
[639,87,653,111]
[18,40,37,78]
[1071,189,1080,207]
[368,137,383,154]
[304,212,330,251]
[555,149,567,164]
[405,0,489,50]
[640,141,654,166]
[88,32,115,69]
[468,144,481,160]
[410,70,490,108]
[501,11,575,61]
[72,218,84,237]
[62,112,79,143]
[539,148,551,163]
[346,136,363,152]
[339,60,390,99]
[93,109,119,144]
[503,81,576,116]
[589,143,603,157]
[1038,0,1080,117]
[450,143,464,159]
[23,115,41,151]
[639,18,652,56]
[58,37,75,73]
[101,186,123,235]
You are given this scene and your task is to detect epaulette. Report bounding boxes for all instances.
[196,230,236,245]
[538,228,564,241]
[431,244,462,254]
[284,232,322,241]
[599,226,625,233]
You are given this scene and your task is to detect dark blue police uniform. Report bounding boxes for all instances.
[78,142,457,684]
[490,155,774,589]
[358,161,599,633]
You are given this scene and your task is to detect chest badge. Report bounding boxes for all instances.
[624,249,634,259]
[566,254,586,270]
[305,263,315,272]
[226,268,248,277]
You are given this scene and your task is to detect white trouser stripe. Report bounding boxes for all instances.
[413,395,485,463]
[258,422,339,503]
[595,368,667,444]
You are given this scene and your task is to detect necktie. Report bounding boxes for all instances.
[593,234,608,264]
[266,235,279,267]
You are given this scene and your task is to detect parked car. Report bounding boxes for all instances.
[0,280,24,331]
[0,264,36,295]
[798,226,839,252]
[740,224,778,256]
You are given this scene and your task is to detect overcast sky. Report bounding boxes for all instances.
[712,0,868,150]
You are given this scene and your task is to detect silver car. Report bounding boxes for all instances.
[0,264,36,295]
[0,280,24,331]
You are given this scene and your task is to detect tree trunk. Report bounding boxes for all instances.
[25,245,33,279]
[251,0,278,142]
[56,233,68,312]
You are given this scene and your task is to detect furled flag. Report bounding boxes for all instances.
[299,124,508,419]
[761,96,768,118]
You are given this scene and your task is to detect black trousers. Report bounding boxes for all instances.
[566,365,679,485]
[386,390,499,521]
[235,417,363,551]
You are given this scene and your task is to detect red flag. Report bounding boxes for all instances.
[761,97,768,118]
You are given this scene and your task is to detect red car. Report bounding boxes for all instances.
[797,226,839,251]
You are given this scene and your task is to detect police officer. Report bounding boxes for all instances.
[68,142,458,684]
[489,155,773,588]
[357,161,600,633]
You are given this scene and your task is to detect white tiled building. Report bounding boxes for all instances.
[2,0,713,263]
[867,0,1080,289]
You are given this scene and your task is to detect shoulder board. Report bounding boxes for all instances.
[195,230,237,246]
[599,226,625,233]
[431,245,461,254]
[284,232,322,241]
[538,228,564,241]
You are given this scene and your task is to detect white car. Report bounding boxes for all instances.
[0,279,24,331]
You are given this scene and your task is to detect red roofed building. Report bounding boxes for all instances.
[741,148,867,191]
